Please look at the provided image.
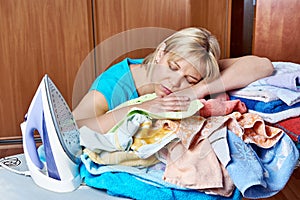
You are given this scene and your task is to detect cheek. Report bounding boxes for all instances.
[174,81,191,92]
[150,65,170,82]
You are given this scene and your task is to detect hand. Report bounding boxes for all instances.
[140,96,191,113]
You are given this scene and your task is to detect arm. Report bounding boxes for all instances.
[217,55,274,92]
[73,90,190,133]
[172,55,274,99]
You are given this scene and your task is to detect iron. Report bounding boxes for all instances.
[20,74,82,192]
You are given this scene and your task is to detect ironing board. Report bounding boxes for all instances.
[0,154,130,200]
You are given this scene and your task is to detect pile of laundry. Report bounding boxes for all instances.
[229,62,300,150]
[79,92,299,200]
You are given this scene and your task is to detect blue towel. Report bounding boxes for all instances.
[230,96,300,113]
[80,164,242,200]
[226,130,299,199]
[80,153,185,189]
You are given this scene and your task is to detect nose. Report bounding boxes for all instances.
[170,71,184,89]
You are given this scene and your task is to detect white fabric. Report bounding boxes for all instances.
[229,62,300,106]
[80,114,150,152]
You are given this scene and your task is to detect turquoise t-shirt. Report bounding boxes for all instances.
[90,58,143,110]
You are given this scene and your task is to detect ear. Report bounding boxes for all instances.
[155,42,166,63]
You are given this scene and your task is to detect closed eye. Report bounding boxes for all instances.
[169,60,202,84]
[168,61,180,71]
[186,76,202,84]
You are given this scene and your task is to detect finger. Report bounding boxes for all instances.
[161,101,191,111]
[160,96,190,102]
[160,98,190,106]
[162,105,190,112]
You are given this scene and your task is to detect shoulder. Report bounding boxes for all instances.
[102,58,143,76]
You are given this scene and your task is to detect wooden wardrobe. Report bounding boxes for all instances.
[0,0,232,157]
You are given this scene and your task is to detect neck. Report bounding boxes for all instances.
[130,64,155,96]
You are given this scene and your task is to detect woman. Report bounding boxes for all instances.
[73,27,273,133]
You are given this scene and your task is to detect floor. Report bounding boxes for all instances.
[243,168,300,200]
[271,173,300,199]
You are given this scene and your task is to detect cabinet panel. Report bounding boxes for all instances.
[253,0,300,63]
[190,0,232,58]
[93,0,191,74]
[94,0,190,42]
[0,0,93,138]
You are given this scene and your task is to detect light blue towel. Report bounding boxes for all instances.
[226,130,299,199]
[80,153,184,189]
[80,163,242,200]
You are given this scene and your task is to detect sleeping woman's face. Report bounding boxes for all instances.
[151,54,202,97]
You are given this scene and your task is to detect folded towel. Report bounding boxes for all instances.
[80,153,183,189]
[250,62,300,84]
[83,148,159,167]
[80,162,242,200]
[249,107,300,123]
[230,96,300,113]
[232,85,300,106]
[229,62,300,106]
[229,88,279,103]
[265,73,300,91]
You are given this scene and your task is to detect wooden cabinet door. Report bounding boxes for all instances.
[92,0,232,68]
[92,0,191,71]
[253,0,300,63]
[0,0,93,140]
[190,0,232,58]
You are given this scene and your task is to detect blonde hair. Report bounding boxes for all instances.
[143,27,221,82]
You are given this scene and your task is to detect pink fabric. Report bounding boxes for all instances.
[163,112,284,195]
[163,116,236,196]
[228,112,284,148]
[163,139,224,189]
[199,98,247,118]
[200,164,235,197]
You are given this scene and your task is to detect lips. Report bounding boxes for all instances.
[161,85,172,95]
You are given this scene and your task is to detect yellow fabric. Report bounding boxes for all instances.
[83,148,159,167]
[131,120,180,151]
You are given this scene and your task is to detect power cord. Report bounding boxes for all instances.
[0,157,31,176]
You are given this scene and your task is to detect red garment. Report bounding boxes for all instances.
[272,117,300,142]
